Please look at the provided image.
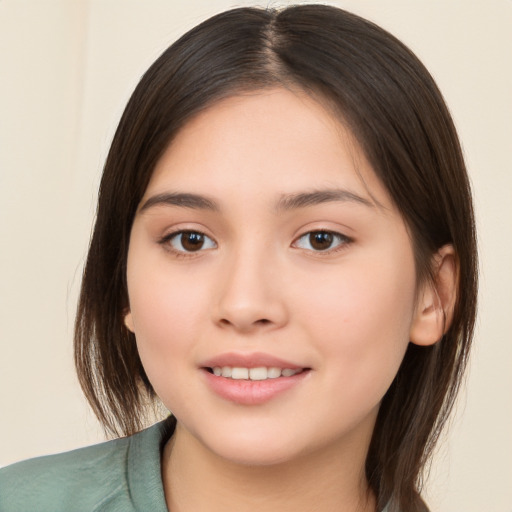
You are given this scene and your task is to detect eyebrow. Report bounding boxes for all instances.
[139,188,374,215]
[139,192,220,213]
[275,189,374,211]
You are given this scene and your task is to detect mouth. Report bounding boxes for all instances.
[200,352,311,404]
[201,356,311,405]
[204,366,308,381]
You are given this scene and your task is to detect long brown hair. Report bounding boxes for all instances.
[75,6,477,511]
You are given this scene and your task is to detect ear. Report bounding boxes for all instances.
[124,309,135,333]
[409,244,458,346]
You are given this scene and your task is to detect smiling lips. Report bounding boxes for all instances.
[201,352,310,405]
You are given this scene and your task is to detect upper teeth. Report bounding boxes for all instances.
[211,366,301,380]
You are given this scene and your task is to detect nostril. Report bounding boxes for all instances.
[218,318,271,328]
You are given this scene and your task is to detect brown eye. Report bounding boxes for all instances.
[181,232,205,251]
[293,230,351,252]
[167,231,216,253]
[309,231,334,250]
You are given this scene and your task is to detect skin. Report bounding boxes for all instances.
[125,88,454,512]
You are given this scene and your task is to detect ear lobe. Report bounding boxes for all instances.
[410,244,458,347]
[124,310,135,333]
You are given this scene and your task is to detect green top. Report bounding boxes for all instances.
[0,417,175,512]
[0,417,392,512]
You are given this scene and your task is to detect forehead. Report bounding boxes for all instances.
[144,87,392,211]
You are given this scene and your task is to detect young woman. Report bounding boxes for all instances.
[0,5,477,512]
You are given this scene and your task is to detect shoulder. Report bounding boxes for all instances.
[0,418,174,512]
[0,435,131,512]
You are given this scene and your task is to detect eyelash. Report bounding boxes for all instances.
[292,230,352,254]
[159,229,352,257]
[159,230,217,257]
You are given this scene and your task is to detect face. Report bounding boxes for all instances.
[125,88,420,466]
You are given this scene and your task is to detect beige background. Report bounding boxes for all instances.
[1,1,511,510]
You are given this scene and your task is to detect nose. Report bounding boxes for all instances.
[213,247,289,333]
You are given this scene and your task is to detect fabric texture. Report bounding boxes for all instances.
[0,417,175,512]
[0,416,391,512]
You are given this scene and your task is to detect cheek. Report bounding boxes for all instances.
[296,252,416,381]
[128,269,210,410]
[127,261,209,373]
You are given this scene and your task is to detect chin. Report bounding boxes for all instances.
[196,425,305,467]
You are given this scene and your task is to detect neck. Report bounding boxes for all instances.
[162,422,376,512]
